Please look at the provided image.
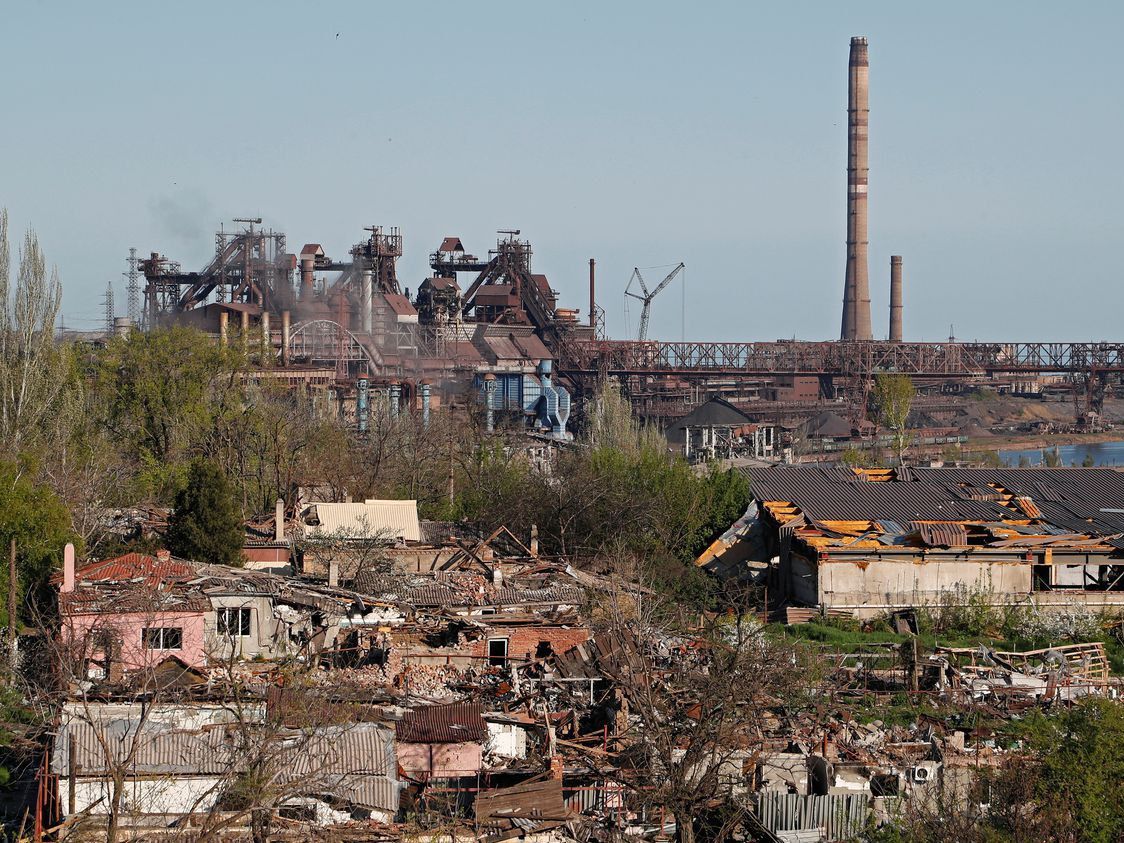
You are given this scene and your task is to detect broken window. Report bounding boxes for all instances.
[218,607,253,637]
[142,627,183,650]
[1032,565,1051,591]
[487,638,509,667]
[870,773,900,797]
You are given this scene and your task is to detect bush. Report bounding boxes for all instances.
[920,583,1002,637]
[1002,602,1101,646]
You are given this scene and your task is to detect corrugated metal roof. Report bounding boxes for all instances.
[490,586,584,606]
[911,521,969,548]
[54,710,399,811]
[396,703,486,744]
[911,467,1124,508]
[303,500,421,542]
[745,467,1007,522]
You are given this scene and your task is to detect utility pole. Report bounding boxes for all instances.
[8,539,16,672]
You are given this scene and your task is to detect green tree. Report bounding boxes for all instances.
[1025,698,1124,842]
[1043,447,1062,468]
[873,374,914,466]
[1082,453,1095,468]
[840,446,879,468]
[0,462,77,625]
[1018,454,1031,468]
[92,326,243,500]
[166,459,245,566]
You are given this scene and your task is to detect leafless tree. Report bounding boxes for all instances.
[581,583,815,843]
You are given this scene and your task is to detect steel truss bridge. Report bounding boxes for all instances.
[555,340,1124,378]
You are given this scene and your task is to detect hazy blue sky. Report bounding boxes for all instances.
[3,1,1122,342]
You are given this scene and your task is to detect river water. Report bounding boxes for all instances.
[999,440,1124,467]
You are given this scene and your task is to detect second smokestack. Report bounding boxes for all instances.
[889,255,903,342]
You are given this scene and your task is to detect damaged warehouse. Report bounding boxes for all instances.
[701,466,1124,617]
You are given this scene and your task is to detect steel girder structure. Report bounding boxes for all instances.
[556,340,1124,378]
[287,319,384,378]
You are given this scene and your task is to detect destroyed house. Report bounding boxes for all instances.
[58,548,366,676]
[352,569,591,670]
[727,466,1124,617]
[297,499,423,582]
[396,703,487,780]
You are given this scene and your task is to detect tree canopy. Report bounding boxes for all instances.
[166,459,245,566]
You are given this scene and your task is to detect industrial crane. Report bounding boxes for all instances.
[624,262,685,341]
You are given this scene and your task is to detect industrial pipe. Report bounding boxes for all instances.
[361,269,373,334]
[889,255,903,342]
[420,382,431,430]
[357,375,370,433]
[389,382,401,420]
[260,311,270,364]
[281,310,291,366]
[483,374,496,433]
[240,310,250,354]
[219,311,228,346]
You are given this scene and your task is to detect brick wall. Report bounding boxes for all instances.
[471,625,591,663]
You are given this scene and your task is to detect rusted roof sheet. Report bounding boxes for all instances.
[74,553,196,585]
[910,522,969,548]
[480,334,525,361]
[382,293,417,318]
[510,332,552,360]
[396,703,486,744]
[477,778,570,825]
[438,236,465,252]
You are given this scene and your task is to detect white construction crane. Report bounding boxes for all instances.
[624,262,685,341]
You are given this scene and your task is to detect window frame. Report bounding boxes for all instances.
[142,627,183,650]
[217,606,253,637]
[487,638,509,667]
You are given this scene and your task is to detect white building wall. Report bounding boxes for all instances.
[60,776,225,816]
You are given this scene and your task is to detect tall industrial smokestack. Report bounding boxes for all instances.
[588,258,596,329]
[889,255,903,342]
[841,36,872,341]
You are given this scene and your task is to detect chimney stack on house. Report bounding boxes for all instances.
[275,498,285,542]
[62,543,76,593]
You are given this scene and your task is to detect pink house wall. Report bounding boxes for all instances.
[62,610,207,673]
[396,741,483,778]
